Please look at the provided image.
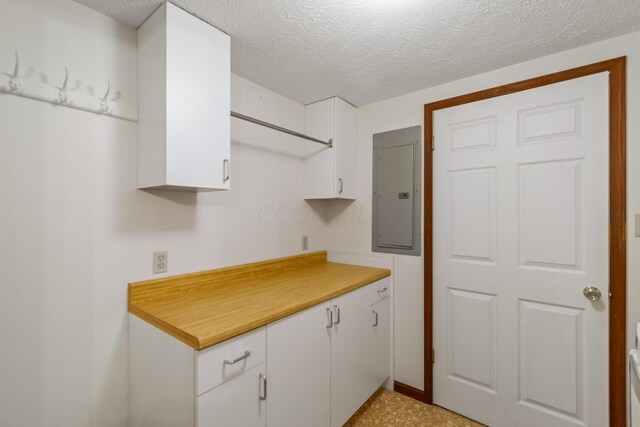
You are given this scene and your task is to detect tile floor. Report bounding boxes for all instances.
[345,388,483,426]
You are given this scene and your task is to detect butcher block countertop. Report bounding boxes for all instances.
[128,251,390,350]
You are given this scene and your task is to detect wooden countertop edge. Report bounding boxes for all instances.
[128,304,202,349]
[129,268,391,351]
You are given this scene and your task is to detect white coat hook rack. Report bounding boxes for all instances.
[99,79,111,114]
[0,50,137,122]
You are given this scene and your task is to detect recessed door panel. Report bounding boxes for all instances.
[519,300,583,419]
[449,116,497,153]
[447,289,497,392]
[450,168,496,263]
[518,100,583,144]
[519,160,583,271]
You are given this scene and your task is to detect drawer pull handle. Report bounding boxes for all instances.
[326,307,333,328]
[373,310,379,327]
[333,305,341,325]
[259,373,267,401]
[377,287,388,294]
[223,350,251,365]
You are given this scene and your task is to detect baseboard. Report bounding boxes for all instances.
[394,381,427,403]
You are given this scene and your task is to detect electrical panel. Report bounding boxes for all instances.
[372,126,422,256]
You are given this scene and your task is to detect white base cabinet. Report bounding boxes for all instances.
[267,278,391,427]
[129,278,390,427]
[129,319,267,427]
[331,279,391,427]
[266,303,332,427]
[331,284,375,427]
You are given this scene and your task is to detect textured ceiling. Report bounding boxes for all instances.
[74,0,640,106]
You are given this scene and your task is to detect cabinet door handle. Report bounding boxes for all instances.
[377,287,388,294]
[223,159,230,183]
[326,307,333,328]
[223,350,250,365]
[259,373,267,401]
[373,310,379,327]
[333,305,340,325]
[338,178,344,194]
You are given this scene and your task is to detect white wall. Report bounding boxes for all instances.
[0,1,329,426]
[3,0,640,423]
[327,31,640,391]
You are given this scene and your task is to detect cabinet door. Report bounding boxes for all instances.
[196,363,266,427]
[369,297,391,391]
[304,97,357,200]
[266,303,331,427]
[304,98,336,199]
[137,2,230,192]
[166,2,230,191]
[334,97,357,200]
[330,285,373,427]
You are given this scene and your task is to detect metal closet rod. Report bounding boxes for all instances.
[230,111,333,147]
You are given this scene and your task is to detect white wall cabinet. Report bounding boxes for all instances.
[137,2,230,192]
[129,278,390,427]
[304,97,357,199]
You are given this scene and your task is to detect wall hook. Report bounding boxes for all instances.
[99,79,111,114]
[2,50,22,92]
[9,50,20,92]
[58,66,70,105]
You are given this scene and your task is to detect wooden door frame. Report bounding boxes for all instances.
[393,57,627,427]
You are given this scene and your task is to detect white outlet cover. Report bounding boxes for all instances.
[153,250,168,274]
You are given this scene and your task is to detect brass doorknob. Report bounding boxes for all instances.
[583,286,602,301]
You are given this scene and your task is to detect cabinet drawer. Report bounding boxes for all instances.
[197,327,266,395]
[361,277,391,306]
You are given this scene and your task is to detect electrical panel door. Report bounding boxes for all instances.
[372,126,422,256]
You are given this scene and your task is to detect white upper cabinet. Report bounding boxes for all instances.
[304,97,357,199]
[137,3,230,192]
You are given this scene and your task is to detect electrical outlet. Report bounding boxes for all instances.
[153,250,168,274]
[302,235,309,251]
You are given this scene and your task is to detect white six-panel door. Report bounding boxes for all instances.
[433,73,609,427]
